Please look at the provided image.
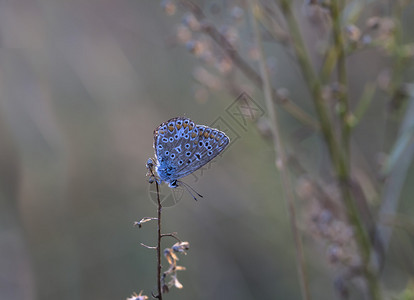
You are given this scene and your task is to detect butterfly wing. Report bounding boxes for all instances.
[153,117,229,182]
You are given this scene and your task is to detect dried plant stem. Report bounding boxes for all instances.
[249,2,311,300]
[279,1,381,299]
[155,180,163,300]
[181,1,319,130]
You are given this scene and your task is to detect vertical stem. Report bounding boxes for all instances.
[279,1,382,299]
[331,0,350,157]
[249,2,311,300]
[156,181,163,300]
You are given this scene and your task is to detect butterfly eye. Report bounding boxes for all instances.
[207,145,212,150]
[165,151,169,156]
[198,141,203,146]
[170,153,175,159]
[185,144,190,149]
[158,145,163,150]
[184,120,189,124]
[184,134,189,139]
[208,151,213,156]
[174,134,179,139]
[187,159,192,164]
[162,138,168,143]
[169,137,174,142]
[205,141,209,146]
[178,160,183,165]
[186,151,191,156]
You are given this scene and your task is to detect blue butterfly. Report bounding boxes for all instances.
[149,117,229,191]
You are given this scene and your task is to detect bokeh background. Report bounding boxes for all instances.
[1,1,413,300]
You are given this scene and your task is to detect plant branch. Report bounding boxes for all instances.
[161,232,182,242]
[279,1,381,299]
[156,179,163,300]
[180,0,319,130]
[249,2,311,300]
[330,0,350,157]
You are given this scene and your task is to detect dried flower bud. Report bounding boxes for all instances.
[186,40,204,56]
[175,265,186,271]
[172,241,190,253]
[164,248,179,264]
[276,88,289,103]
[216,57,233,74]
[134,217,156,228]
[367,17,381,29]
[256,118,272,140]
[176,25,192,43]
[327,244,344,264]
[219,26,239,46]
[127,291,148,300]
[162,284,169,294]
[161,0,176,16]
[173,276,183,289]
[182,13,200,31]
[345,24,361,42]
[296,177,315,200]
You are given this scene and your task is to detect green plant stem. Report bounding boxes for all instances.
[330,0,350,158]
[249,2,311,300]
[279,1,381,299]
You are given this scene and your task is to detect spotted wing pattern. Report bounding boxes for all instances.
[153,117,229,185]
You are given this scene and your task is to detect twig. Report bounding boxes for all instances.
[141,243,157,250]
[146,159,163,300]
[180,1,319,130]
[156,179,163,300]
[161,232,182,242]
[330,0,350,157]
[248,2,311,300]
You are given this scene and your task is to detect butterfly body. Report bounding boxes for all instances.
[153,117,229,187]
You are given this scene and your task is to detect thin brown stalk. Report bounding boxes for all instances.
[156,180,163,300]
[249,2,311,300]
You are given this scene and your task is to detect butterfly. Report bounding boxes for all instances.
[148,117,229,194]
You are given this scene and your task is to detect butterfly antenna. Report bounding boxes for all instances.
[178,181,203,201]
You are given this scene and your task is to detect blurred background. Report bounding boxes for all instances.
[0,1,413,300]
